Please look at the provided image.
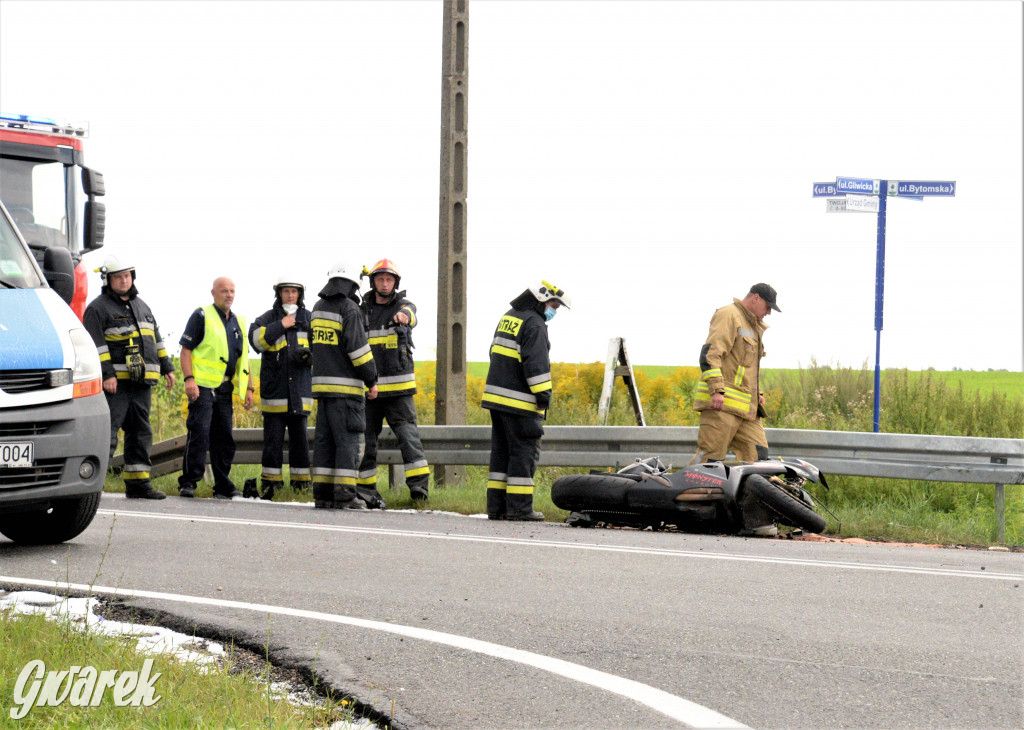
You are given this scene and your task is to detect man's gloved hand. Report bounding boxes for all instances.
[292,347,312,367]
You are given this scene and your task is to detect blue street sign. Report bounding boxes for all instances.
[836,177,881,195]
[812,182,843,197]
[816,174,955,432]
[892,180,956,197]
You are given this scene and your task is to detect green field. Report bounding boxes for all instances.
[760,367,1022,399]
[467,362,1023,399]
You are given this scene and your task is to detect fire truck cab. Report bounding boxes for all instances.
[0,113,107,321]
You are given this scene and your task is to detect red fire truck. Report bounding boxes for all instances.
[0,113,106,321]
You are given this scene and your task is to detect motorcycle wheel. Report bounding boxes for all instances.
[551,474,637,512]
[744,474,827,534]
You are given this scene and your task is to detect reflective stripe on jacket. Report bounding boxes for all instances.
[361,289,417,397]
[249,305,313,415]
[693,298,766,420]
[481,307,551,419]
[83,289,174,386]
[310,294,377,399]
[190,305,250,398]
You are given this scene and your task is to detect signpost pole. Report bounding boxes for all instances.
[819,177,953,432]
[872,180,888,432]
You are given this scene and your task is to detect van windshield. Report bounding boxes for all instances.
[0,157,71,254]
[0,207,45,289]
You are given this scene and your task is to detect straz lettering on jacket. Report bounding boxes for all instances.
[313,322,340,346]
[497,315,522,337]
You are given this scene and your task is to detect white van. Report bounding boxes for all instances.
[0,200,109,543]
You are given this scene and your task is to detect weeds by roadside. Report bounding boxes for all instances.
[0,593,361,729]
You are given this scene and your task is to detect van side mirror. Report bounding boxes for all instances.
[84,200,105,251]
[43,247,76,304]
[82,168,105,197]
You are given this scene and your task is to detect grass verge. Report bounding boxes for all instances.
[0,602,357,729]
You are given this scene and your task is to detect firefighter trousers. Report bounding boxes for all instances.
[261,413,311,486]
[358,395,428,494]
[486,410,544,519]
[696,408,768,462]
[312,398,365,504]
[179,383,237,494]
[106,381,155,494]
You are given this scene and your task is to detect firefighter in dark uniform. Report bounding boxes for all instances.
[357,258,429,504]
[482,281,570,521]
[84,255,175,499]
[310,262,378,509]
[177,277,255,499]
[246,276,313,500]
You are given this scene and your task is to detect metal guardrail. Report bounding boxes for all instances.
[122,426,1023,539]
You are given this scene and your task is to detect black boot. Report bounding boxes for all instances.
[334,485,369,510]
[737,485,778,536]
[313,483,333,509]
[243,478,259,499]
[507,511,544,522]
[409,486,428,501]
[126,484,166,500]
[355,486,386,509]
[505,492,543,521]
[486,488,506,520]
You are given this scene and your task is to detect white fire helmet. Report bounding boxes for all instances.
[529,280,571,309]
[273,275,305,294]
[97,255,135,285]
[327,261,362,288]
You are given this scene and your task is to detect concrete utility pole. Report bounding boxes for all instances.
[434,0,468,486]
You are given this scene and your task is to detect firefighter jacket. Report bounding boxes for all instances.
[694,298,767,420]
[361,289,417,398]
[481,306,552,420]
[248,304,313,415]
[83,287,174,386]
[186,305,251,399]
[310,288,377,399]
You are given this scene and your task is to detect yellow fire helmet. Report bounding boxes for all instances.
[368,258,401,289]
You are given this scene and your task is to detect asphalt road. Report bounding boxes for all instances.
[2,494,1022,729]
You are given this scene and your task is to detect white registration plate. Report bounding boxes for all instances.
[0,442,34,468]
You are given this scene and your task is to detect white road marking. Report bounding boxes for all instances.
[0,575,748,729]
[97,509,1023,581]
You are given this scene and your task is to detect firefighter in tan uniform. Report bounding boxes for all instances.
[693,283,780,462]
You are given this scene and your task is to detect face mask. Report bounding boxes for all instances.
[282,303,298,315]
[544,306,557,322]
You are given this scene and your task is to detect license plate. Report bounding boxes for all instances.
[0,442,34,468]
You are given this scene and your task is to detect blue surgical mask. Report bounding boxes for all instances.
[544,306,557,322]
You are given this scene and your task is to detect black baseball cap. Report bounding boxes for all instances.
[750,283,781,312]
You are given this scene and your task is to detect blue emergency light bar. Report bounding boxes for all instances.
[0,113,87,137]
[0,113,56,125]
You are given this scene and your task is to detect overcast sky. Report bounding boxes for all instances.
[2,0,1021,371]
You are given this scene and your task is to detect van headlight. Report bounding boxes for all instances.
[69,327,103,398]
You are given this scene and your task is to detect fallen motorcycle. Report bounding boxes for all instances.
[551,456,833,535]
